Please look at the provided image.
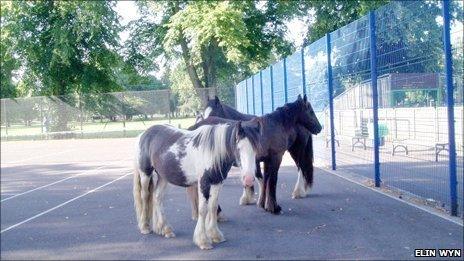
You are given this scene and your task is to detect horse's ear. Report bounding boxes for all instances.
[297,94,302,100]
[214,96,220,105]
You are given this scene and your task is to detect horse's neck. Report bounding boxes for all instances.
[223,105,255,121]
[265,109,295,129]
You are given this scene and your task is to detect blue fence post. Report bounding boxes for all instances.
[270,65,275,111]
[326,33,336,171]
[369,11,381,187]
[260,71,264,115]
[442,0,458,216]
[301,48,306,96]
[252,76,256,115]
[283,58,288,103]
[245,79,249,114]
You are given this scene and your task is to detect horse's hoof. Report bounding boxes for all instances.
[212,235,226,243]
[163,227,176,238]
[239,196,255,205]
[266,205,282,214]
[207,229,226,243]
[217,214,228,222]
[293,185,310,199]
[292,190,307,199]
[198,243,213,250]
[140,227,151,234]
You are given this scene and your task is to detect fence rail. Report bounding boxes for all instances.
[1,88,217,141]
[235,0,463,217]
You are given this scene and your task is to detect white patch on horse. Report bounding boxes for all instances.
[240,186,255,205]
[292,169,309,199]
[206,184,225,243]
[204,106,212,118]
[173,124,229,185]
[237,137,256,179]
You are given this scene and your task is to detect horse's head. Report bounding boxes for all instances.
[195,111,204,124]
[204,96,225,118]
[284,95,322,134]
[233,121,261,187]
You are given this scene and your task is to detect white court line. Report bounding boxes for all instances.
[1,165,110,202]
[319,167,463,227]
[1,148,79,166]
[1,171,132,234]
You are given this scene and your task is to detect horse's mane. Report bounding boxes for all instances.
[264,100,301,129]
[189,116,261,157]
[221,103,255,121]
[189,124,232,173]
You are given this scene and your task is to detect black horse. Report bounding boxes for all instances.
[189,95,322,214]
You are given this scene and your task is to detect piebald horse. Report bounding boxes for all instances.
[190,95,322,214]
[133,122,260,249]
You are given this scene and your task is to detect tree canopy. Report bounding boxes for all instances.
[2,0,461,108]
[125,0,307,106]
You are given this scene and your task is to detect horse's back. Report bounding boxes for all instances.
[139,124,185,154]
[188,117,236,131]
[137,125,188,184]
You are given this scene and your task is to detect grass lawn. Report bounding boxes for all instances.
[1,117,196,140]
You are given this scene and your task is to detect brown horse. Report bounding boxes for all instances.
[189,95,321,214]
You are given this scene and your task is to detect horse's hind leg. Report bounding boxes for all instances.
[187,185,199,220]
[152,176,175,238]
[138,171,153,234]
[255,162,264,207]
[258,162,267,209]
[292,170,309,199]
[206,184,225,243]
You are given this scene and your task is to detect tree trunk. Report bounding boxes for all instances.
[178,31,208,107]
[200,42,218,104]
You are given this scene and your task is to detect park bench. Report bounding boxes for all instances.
[392,139,409,156]
[351,120,368,151]
[390,140,463,162]
[325,128,340,148]
[435,143,448,162]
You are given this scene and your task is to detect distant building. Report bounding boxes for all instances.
[334,73,442,109]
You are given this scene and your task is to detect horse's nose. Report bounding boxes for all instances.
[242,175,255,187]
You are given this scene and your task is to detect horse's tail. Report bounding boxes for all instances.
[133,166,143,225]
[133,133,143,225]
[289,127,314,188]
[301,133,314,188]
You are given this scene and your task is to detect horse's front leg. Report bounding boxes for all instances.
[206,184,226,243]
[188,186,227,222]
[239,161,260,205]
[193,180,213,250]
[264,154,283,214]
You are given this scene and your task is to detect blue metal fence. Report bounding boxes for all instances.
[235,0,463,217]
